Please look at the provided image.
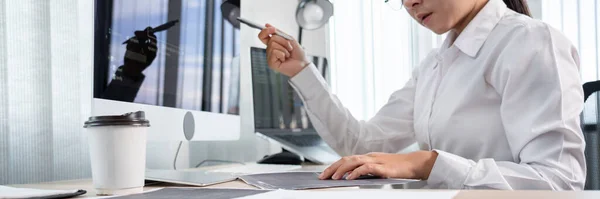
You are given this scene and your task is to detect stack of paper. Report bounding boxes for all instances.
[238,172,422,190]
[109,188,270,199]
[237,190,459,199]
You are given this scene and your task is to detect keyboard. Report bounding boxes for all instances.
[274,134,323,147]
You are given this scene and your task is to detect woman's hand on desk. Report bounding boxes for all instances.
[319,151,439,180]
[258,24,310,77]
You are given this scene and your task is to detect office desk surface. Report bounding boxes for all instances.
[9,164,600,199]
[11,179,600,199]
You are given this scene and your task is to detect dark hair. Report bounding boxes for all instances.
[503,0,531,17]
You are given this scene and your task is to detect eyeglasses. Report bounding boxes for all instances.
[385,0,404,11]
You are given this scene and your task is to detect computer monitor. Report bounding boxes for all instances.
[249,47,340,164]
[250,47,328,133]
[93,0,241,141]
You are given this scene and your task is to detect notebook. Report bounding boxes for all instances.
[0,185,86,199]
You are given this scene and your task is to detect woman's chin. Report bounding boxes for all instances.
[427,26,451,35]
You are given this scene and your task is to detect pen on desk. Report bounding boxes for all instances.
[236,17,294,41]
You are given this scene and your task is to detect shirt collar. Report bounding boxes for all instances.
[443,0,508,57]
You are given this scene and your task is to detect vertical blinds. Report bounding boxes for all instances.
[0,0,93,184]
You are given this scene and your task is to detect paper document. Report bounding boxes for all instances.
[236,190,459,199]
[0,185,84,199]
[208,164,301,175]
[110,188,270,199]
[145,169,238,187]
[239,172,422,190]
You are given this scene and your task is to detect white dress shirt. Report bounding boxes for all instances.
[289,0,586,190]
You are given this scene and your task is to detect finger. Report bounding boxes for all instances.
[289,39,303,50]
[320,159,344,180]
[258,26,277,45]
[271,59,282,69]
[148,46,157,53]
[134,29,151,41]
[268,49,286,68]
[319,156,351,180]
[267,40,291,58]
[128,37,140,44]
[148,38,158,53]
[346,163,385,180]
[267,53,279,69]
[148,33,157,43]
[266,23,295,42]
[134,30,145,37]
[268,34,293,51]
[332,156,372,180]
[133,29,153,48]
[273,49,286,63]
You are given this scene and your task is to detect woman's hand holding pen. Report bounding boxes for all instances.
[258,24,310,77]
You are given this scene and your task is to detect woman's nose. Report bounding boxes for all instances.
[403,0,421,9]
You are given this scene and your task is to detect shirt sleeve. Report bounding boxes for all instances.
[289,63,418,156]
[427,24,586,190]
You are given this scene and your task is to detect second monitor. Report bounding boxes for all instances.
[250,47,340,164]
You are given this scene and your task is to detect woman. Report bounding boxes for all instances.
[258,0,585,190]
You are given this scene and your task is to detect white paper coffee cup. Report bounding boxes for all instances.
[84,111,150,196]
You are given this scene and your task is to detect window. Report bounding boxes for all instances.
[540,0,599,125]
[328,0,442,120]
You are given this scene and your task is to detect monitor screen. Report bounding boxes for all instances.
[250,47,329,131]
[94,0,240,115]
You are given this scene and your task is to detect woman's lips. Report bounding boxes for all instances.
[422,13,432,25]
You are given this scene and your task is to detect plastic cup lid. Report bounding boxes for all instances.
[84,111,150,128]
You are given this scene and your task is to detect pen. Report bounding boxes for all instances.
[151,20,180,33]
[122,20,180,44]
[237,17,294,41]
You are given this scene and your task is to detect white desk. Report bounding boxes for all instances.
[9,165,600,199]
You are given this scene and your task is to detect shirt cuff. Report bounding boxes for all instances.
[289,63,329,101]
[427,150,473,189]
